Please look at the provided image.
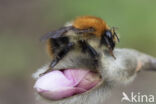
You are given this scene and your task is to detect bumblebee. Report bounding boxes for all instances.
[41,16,119,69]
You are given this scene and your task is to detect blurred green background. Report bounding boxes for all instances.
[0,0,156,104]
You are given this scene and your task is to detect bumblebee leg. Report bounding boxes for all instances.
[79,40,99,66]
[50,42,74,67]
[52,42,74,66]
[40,42,74,76]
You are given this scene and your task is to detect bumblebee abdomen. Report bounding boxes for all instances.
[73,16,108,37]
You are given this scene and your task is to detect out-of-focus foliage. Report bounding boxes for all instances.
[0,0,156,104]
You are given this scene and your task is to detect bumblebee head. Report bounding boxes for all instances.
[100,27,119,58]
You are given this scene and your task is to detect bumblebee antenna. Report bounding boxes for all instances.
[111,27,120,42]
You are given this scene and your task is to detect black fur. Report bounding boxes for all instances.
[79,40,98,58]
[79,40,99,66]
[50,42,74,68]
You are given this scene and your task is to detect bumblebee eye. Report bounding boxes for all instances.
[105,30,112,38]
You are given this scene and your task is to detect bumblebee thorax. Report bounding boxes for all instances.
[73,16,109,37]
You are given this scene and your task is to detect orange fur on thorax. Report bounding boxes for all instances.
[73,16,109,37]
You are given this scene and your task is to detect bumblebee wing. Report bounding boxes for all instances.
[41,26,95,41]
[40,26,73,41]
